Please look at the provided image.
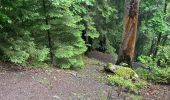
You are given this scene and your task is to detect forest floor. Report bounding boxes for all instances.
[0,51,170,100]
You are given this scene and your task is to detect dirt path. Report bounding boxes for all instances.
[0,58,170,100]
[0,59,120,100]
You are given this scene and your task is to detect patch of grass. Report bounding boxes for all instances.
[128,94,143,100]
[108,75,147,94]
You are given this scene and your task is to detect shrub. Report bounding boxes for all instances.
[137,54,170,84]
[157,46,170,68]
[5,40,49,67]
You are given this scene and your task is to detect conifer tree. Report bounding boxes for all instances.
[31,0,88,68]
[0,0,49,66]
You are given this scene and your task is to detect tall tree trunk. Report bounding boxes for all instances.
[42,0,55,65]
[149,38,156,55]
[116,0,140,66]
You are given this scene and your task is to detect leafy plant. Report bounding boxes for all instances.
[137,54,170,84]
[157,46,170,68]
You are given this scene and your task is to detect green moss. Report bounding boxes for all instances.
[115,67,137,79]
[106,63,123,69]
[108,75,147,93]
[108,75,137,92]
[106,63,114,68]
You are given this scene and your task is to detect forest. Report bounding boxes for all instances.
[0,0,170,100]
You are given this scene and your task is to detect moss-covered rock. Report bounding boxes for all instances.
[104,63,123,73]
[115,67,138,79]
[104,63,116,73]
[104,63,139,80]
[107,63,114,68]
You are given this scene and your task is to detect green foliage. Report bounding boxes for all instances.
[8,51,29,64]
[44,0,88,68]
[138,55,157,68]
[138,46,170,68]
[0,0,50,67]
[105,39,117,57]
[0,0,169,71]
[0,0,89,68]
[0,0,120,69]
[72,0,99,40]
[138,54,170,84]
[135,68,150,80]
[27,45,49,67]
[92,0,118,54]
[136,67,170,84]
[136,0,170,56]
[149,67,170,83]
[108,75,147,93]
[108,67,147,93]
[157,46,170,67]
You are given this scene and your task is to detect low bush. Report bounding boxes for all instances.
[137,54,170,84]
[135,67,170,84]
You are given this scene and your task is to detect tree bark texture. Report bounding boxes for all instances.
[116,0,140,66]
[42,0,55,65]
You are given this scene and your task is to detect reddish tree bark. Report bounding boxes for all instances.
[116,0,140,66]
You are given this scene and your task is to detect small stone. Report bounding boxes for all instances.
[53,95,60,99]
[70,72,77,77]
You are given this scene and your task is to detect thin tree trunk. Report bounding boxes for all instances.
[162,35,168,46]
[83,20,89,45]
[149,38,156,55]
[153,0,167,57]
[162,0,168,47]
[153,33,161,57]
[164,0,167,14]
[116,0,140,66]
[42,0,55,65]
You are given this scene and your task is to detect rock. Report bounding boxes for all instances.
[132,62,147,69]
[104,63,116,73]
[70,72,78,77]
[104,63,123,73]
[119,63,129,67]
[104,63,139,81]
[115,67,138,80]
[53,95,60,99]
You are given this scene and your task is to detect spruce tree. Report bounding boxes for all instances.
[32,0,88,68]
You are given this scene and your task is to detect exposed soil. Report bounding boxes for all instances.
[87,50,117,64]
[0,51,170,100]
[0,59,121,100]
[141,84,170,100]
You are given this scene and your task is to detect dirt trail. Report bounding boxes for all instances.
[0,58,170,100]
[0,59,121,100]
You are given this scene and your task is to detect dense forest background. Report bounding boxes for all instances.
[0,0,170,69]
